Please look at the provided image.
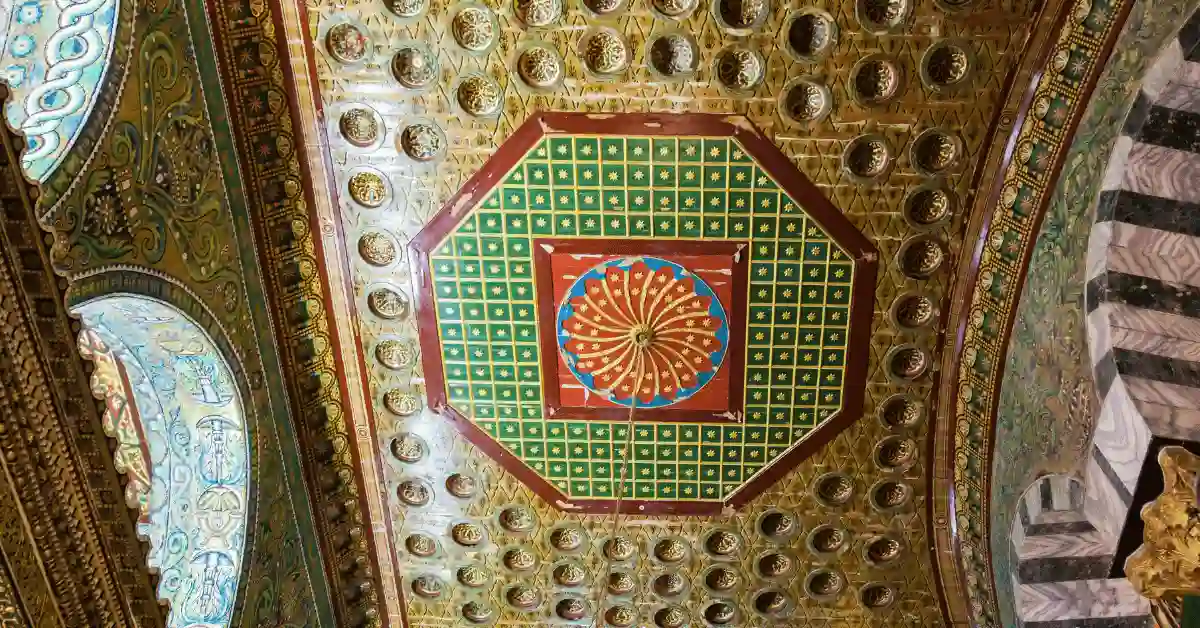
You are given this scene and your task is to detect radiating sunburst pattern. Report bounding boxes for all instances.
[556,256,729,408]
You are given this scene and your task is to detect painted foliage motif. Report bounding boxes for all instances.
[76,295,248,628]
[0,0,120,181]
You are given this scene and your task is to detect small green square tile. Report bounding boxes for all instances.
[730,141,752,162]
[530,213,555,234]
[749,349,771,366]
[507,237,531,257]
[528,188,552,210]
[527,162,551,186]
[703,139,727,162]
[482,260,506,278]
[678,165,702,188]
[653,165,676,187]
[828,262,853,283]
[550,137,573,159]
[679,215,702,237]
[579,213,603,235]
[484,282,509,301]
[657,482,677,499]
[630,214,653,236]
[603,190,627,211]
[482,193,501,210]
[602,164,625,186]
[753,167,776,189]
[824,307,848,325]
[729,165,754,188]
[653,215,677,237]
[823,328,847,346]
[555,214,579,235]
[821,366,843,383]
[630,190,652,211]
[729,192,751,213]
[652,138,676,161]
[603,215,628,236]
[679,138,704,161]
[703,166,727,189]
[479,236,504,257]
[591,462,613,478]
[574,137,600,160]
[678,191,702,213]
[478,212,504,233]
[578,164,600,187]
[777,263,800,283]
[553,163,574,186]
[753,217,777,237]
[627,164,652,187]
[502,187,527,210]
[729,216,751,236]
[755,192,779,214]
[679,446,699,461]
[600,138,624,160]
[654,190,676,211]
[680,483,699,498]
[577,190,601,212]
[746,407,768,424]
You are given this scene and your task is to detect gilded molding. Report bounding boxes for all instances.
[1126,446,1200,602]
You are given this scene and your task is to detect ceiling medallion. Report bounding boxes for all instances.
[704,602,738,625]
[813,472,854,507]
[581,28,630,77]
[405,532,438,558]
[607,570,637,596]
[653,537,689,564]
[861,583,898,609]
[552,560,587,587]
[505,585,542,611]
[842,134,892,184]
[367,286,410,320]
[556,597,588,621]
[865,536,903,565]
[804,569,846,601]
[648,32,699,79]
[703,530,741,557]
[325,22,368,64]
[514,0,563,26]
[462,600,495,624]
[357,230,397,266]
[714,0,769,31]
[870,480,912,510]
[451,4,498,53]
[516,44,564,90]
[456,74,503,117]
[583,0,625,16]
[754,589,791,617]
[605,605,638,627]
[807,525,847,555]
[502,546,538,572]
[856,0,910,32]
[886,345,928,381]
[874,435,918,471]
[653,572,688,598]
[758,509,797,541]
[451,521,486,548]
[398,121,445,162]
[911,128,963,176]
[879,394,923,430]
[391,45,438,90]
[375,339,415,370]
[897,235,946,279]
[386,0,427,18]
[891,293,936,330]
[654,605,689,628]
[715,46,765,92]
[383,388,421,416]
[549,524,587,552]
[785,9,836,60]
[557,256,729,408]
[445,472,478,498]
[346,170,388,208]
[338,107,380,147]
[903,183,955,228]
[651,0,699,18]
[390,432,426,463]
[603,535,637,562]
[756,551,796,579]
[397,478,432,507]
[411,574,444,599]
[497,505,537,533]
[457,564,491,588]
[703,565,740,594]
[922,40,973,91]
[780,78,831,124]
[850,54,902,106]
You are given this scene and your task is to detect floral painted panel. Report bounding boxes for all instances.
[76,295,248,628]
[0,0,119,181]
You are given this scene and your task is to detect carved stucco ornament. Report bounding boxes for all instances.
[1127,446,1200,625]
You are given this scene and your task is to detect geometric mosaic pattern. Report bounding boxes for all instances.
[413,113,877,514]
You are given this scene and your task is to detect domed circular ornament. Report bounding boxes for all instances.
[503,547,538,572]
[606,605,638,627]
[506,585,542,611]
[514,0,563,26]
[880,394,923,429]
[861,583,897,609]
[358,231,397,266]
[911,128,963,176]
[550,525,587,552]
[326,23,368,63]
[583,0,625,15]
[607,571,637,595]
[866,536,903,565]
[451,5,497,52]
[648,33,699,78]
[715,46,765,91]
[397,479,432,507]
[874,436,918,471]
[411,574,444,599]
[457,564,492,588]
[456,74,503,117]
[856,0,910,32]
[786,9,836,60]
[843,134,892,182]
[703,566,740,593]
[814,473,854,506]
[387,0,427,18]
[808,525,847,554]
[850,55,902,106]
[553,560,588,587]
[339,107,380,147]
[498,505,537,533]
[368,287,410,320]
[705,602,737,625]
[383,388,420,417]
[922,40,972,91]
[517,45,564,89]
[462,601,495,624]
[376,340,414,370]
[399,122,445,162]
[405,532,438,557]
[347,170,388,208]
[445,473,477,498]
[886,345,928,381]
[714,0,769,30]
[654,538,689,564]
[805,569,846,600]
[557,257,729,408]
[704,530,740,557]
[556,597,588,620]
[870,480,912,510]
[757,552,796,579]
[390,432,426,463]
[653,572,687,598]
[452,521,486,547]
[781,78,831,124]
[758,510,798,541]
[904,184,956,228]
[392,45,438,89]
[898,236,946,279]
[603,536,637,562]
[654,605,688,628]
[582,28,630,77]
[754,590,791,616]
[652,0,699,17]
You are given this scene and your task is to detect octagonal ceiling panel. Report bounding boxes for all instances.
[411,113,875,514]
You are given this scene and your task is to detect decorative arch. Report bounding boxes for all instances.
[73,291,250,628]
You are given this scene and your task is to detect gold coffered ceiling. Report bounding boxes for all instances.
[290,0,1047,622]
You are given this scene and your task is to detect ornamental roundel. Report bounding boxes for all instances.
[555,256,730,409]
[411,113,876,514]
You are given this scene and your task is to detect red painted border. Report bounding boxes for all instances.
[532,238,749,424]
[410,112,878,515]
